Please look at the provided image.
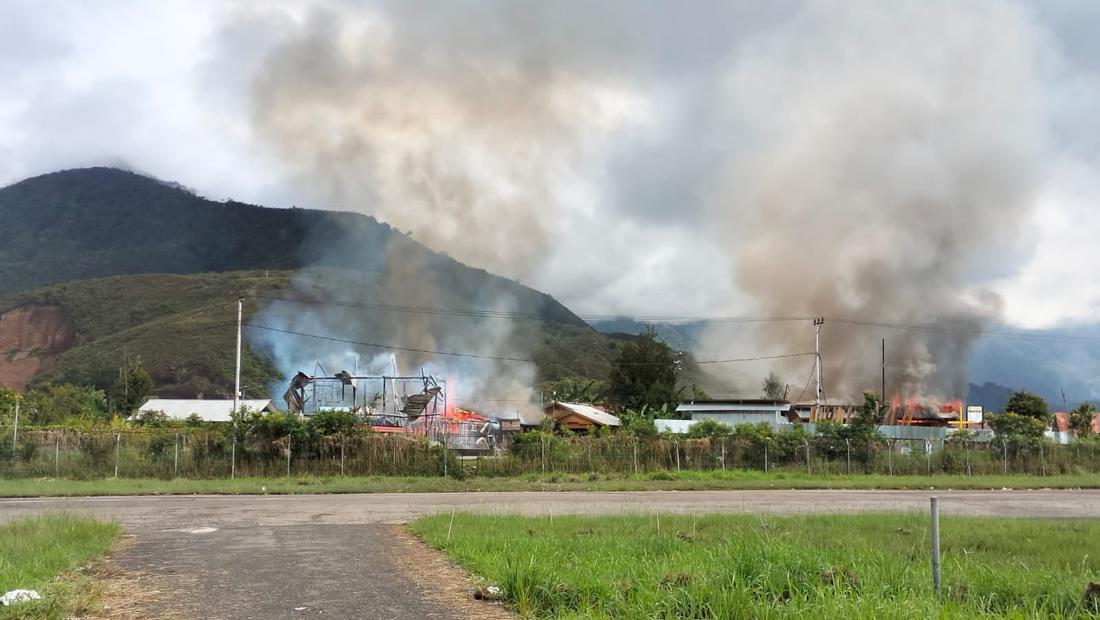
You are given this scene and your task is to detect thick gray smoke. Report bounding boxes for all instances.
[241,0,1053,404]
[708,1,1046,399]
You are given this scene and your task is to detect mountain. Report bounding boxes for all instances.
[0,167,641,400]
[0,167,583,325]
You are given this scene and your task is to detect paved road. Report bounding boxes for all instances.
[4,489,1097,619]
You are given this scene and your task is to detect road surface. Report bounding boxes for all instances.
[2,489,1096,618]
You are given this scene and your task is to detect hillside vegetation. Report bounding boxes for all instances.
[0,168,716,402]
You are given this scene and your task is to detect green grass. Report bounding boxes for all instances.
[0,470,1097,497]
[0,514,120,619]
[412,512,1100,618]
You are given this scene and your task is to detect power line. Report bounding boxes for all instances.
[794,356,818,405]
[692,352,817,365]
[253,295,1100,344]
[826,317,1100,343]
[245,322,815,367]
[244,323,536,363]
[251,294,815,324]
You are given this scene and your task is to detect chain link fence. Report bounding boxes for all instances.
[0,428,1097,479]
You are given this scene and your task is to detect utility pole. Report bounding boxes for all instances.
[11,397,19,452]
[232,298,242,480]
[234,298,243,415]
[813,318,825,407]
[881,338,886,401]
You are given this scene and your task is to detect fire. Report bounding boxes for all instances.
[887,393,962,426]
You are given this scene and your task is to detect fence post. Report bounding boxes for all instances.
[845,438,851,475]
[633,440,639,474]
[926,440,932,475]
[540,435,546,474]
[804,440,810,475]
[721,441,726,471]
[964,440,971,477]
[231,438,236,479]
[1002,440,1008,475]
[114,433,121,478]
[764,442,768,473]
[54,435,60,478]
[888,439,893,476]
[1040,441,1046,476]
[340,435,345,476]
[287,436,292,476]
[930,496,941,597]
[675,442,681,471]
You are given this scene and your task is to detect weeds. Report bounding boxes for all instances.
[412,513,1100,619]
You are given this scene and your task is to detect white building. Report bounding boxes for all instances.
[137,399,277,422]
[676,399,791,429]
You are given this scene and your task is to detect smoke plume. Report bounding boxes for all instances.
[241,0,1053,404]
[709,1,1045,399]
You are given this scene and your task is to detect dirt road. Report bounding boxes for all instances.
[3,489,1096,618]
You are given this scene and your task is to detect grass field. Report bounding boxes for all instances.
[412,512,1100,618]
[0,470,1096,497]
[0,515,119,619]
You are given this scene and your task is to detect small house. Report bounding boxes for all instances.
[544,402,620,432]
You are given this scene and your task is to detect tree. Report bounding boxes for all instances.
[542,377,606,405]
[23,384,108,425]
[762,372,786,400]
[850,391,885,431]
[109,358,154,415]
[988,412,1046,440]
[686,418,734,438]
[608,326,682,413]
[1004,391,1048,421]
[309,409,358,436]
[1070,402,1096,437]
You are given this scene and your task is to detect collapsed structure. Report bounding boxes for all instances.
[282,369,500,451]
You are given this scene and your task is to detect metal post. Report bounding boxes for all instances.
[926,440,932,475]
[888,439,893,476]
[11,398,19,452]
[1040,441,1046,476]
[114,433,121,478]
[541,434,546,473]
[845,438,851,475]
[965,441,971,477]
[286,436,292,476]
[233,298,242,415]
[173,434,179,478]
[633,440,638,474]
[54,435,60,477]
[804,440,811,475]
[930,496,941,596]
[764,442,768,473]
[813,318,825,406]
[675,442,680,471]
[1003,440,1008,475]
[232,298,242,479]
[340,434,345,476]
[721,440,726,471]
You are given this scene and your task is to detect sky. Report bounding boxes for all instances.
[2,0,1100,330]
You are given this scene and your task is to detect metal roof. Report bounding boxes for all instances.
[677,400,791,413]
[547,402,621,426]
[138,399,276,422]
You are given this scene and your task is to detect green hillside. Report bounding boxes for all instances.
[0,168,716,403]
[0,167,583,326]
[2,271,628,400]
